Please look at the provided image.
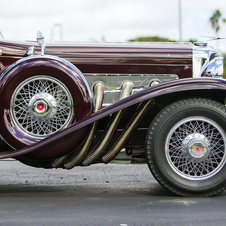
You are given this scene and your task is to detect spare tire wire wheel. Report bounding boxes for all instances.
[10,75,73,138]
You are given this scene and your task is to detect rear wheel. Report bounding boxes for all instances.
[146,98,226,196]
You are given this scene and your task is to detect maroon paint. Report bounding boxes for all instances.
[0,56,93,158]
[0,77,225,160]
[0,40,193,78]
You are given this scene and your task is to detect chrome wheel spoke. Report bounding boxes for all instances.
[10,76,73,138]
[166,117,226,180]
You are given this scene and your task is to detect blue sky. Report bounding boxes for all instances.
[1,0,226,52]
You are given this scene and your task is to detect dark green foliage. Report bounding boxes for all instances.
[210,10,226,36]
[128,36,197,43]
[128,36,176,42]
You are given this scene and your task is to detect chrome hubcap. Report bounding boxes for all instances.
[182,133,210,160]
[10,76,74,138]
[166,117,226,180]
[29,93,57,117]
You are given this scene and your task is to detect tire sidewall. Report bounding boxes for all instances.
[0,62,92,149]
[148,99,226,193]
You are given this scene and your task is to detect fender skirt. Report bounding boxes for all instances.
[1,77,226,159]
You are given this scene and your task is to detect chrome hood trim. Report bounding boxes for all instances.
[192,43,223,77]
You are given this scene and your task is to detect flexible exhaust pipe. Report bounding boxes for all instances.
[82,81,134,166]
[101,99,154,164]
[101,80,158,164]
[51,82,105,168]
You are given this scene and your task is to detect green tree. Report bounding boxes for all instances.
[128,36,196,43]
[128,36,176,42]
[210,10,226,37]
[210,10,226,74]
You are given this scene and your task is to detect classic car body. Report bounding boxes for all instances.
[0,31,226,196]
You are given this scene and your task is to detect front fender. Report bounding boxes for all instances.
[1,77,226,159]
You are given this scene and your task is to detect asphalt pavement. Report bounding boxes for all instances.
[0,159,226,226]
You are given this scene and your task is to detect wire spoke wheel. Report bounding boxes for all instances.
[10,76,73,138]
[166,117,226,180]
[146,98,226,196]
[0,57,93,159]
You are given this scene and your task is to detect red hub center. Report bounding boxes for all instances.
[195,146,201,152]
[37,104,44,111]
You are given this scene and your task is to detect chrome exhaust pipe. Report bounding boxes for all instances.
[101,99,154,164]
[51,82,105,168]
[82,81,134,166]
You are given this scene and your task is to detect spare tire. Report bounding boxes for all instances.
[0,55,93,156]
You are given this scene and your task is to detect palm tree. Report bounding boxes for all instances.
[210,10,226,37]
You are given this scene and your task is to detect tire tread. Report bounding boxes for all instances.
[146,98,226,197]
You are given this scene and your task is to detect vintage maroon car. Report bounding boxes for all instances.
[0,31,225,196]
